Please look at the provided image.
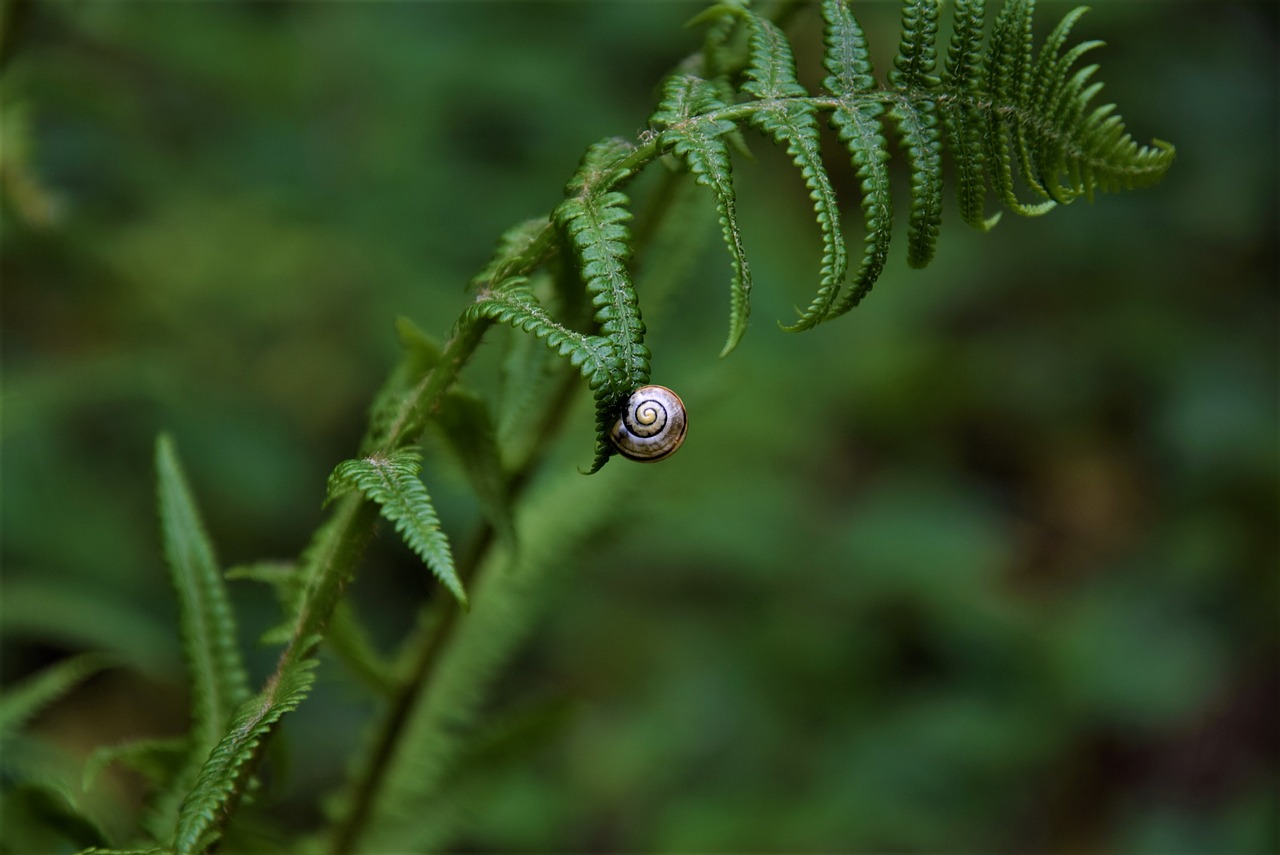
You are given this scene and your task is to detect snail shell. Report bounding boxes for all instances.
[610,385,687,463]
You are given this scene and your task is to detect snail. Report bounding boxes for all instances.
[609,385,688,462]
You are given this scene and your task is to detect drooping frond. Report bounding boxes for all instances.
[737,5,849,330]
[648,0,1173,345]
[172,657,318,855]
[886,0,944,268]
[327,450,465,608]
[651,73,751,355]
[460,282,610,379]
[555,139,653,472]
[941,0,1001,230]
[821,0,892,314]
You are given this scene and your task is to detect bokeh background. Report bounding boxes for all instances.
[2,1,1276,851]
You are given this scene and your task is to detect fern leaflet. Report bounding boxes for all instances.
[652,73,751,356]
[328,449,465,608]
[155,435,252,748]
[172,657,318,855]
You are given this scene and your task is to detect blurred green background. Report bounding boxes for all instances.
[2,1,1276,851]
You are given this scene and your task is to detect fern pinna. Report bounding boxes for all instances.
[61,2,1171,853]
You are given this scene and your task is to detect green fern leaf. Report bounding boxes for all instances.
[735,6,848,328]
[940,0,1001,231]
[652,73,752,355]
[820,0,875,95]
[155,436,252,743]
[983,0,1054,215]
[460,283,610,378]
[150,435,253,841]
[821,0,893,315]
[327,450,466,608]
[891,0,942,90]
[556,140,653,471]
[887,0,944,268]
[172,657,318,855]
[738,6,807,101]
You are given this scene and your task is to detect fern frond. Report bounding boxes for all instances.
[821,0,893,316]
[149,437,256,842]
[886,0,944,268]
[982,0,1055,215]
[556,140,653,471]
[460,283,609,378]
[940,0,1001,230]
[155,436,252,743]
[172,657,318,855]
[652,73,752,355]
[327,450,466,609]
[736,6,849,329]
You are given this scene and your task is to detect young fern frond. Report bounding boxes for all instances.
[554,139,654,472]
[155,436,252,743]
[651,73,750,356]
[460,281,610,378]
[173,657,319,855]
[885,0,945,268]
[150,436,253,840]
[328,450,466,609]
[736,5,850,330]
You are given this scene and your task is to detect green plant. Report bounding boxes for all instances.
[2,0,1174,851]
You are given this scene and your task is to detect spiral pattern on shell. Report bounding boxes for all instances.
[609,385,688,463]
